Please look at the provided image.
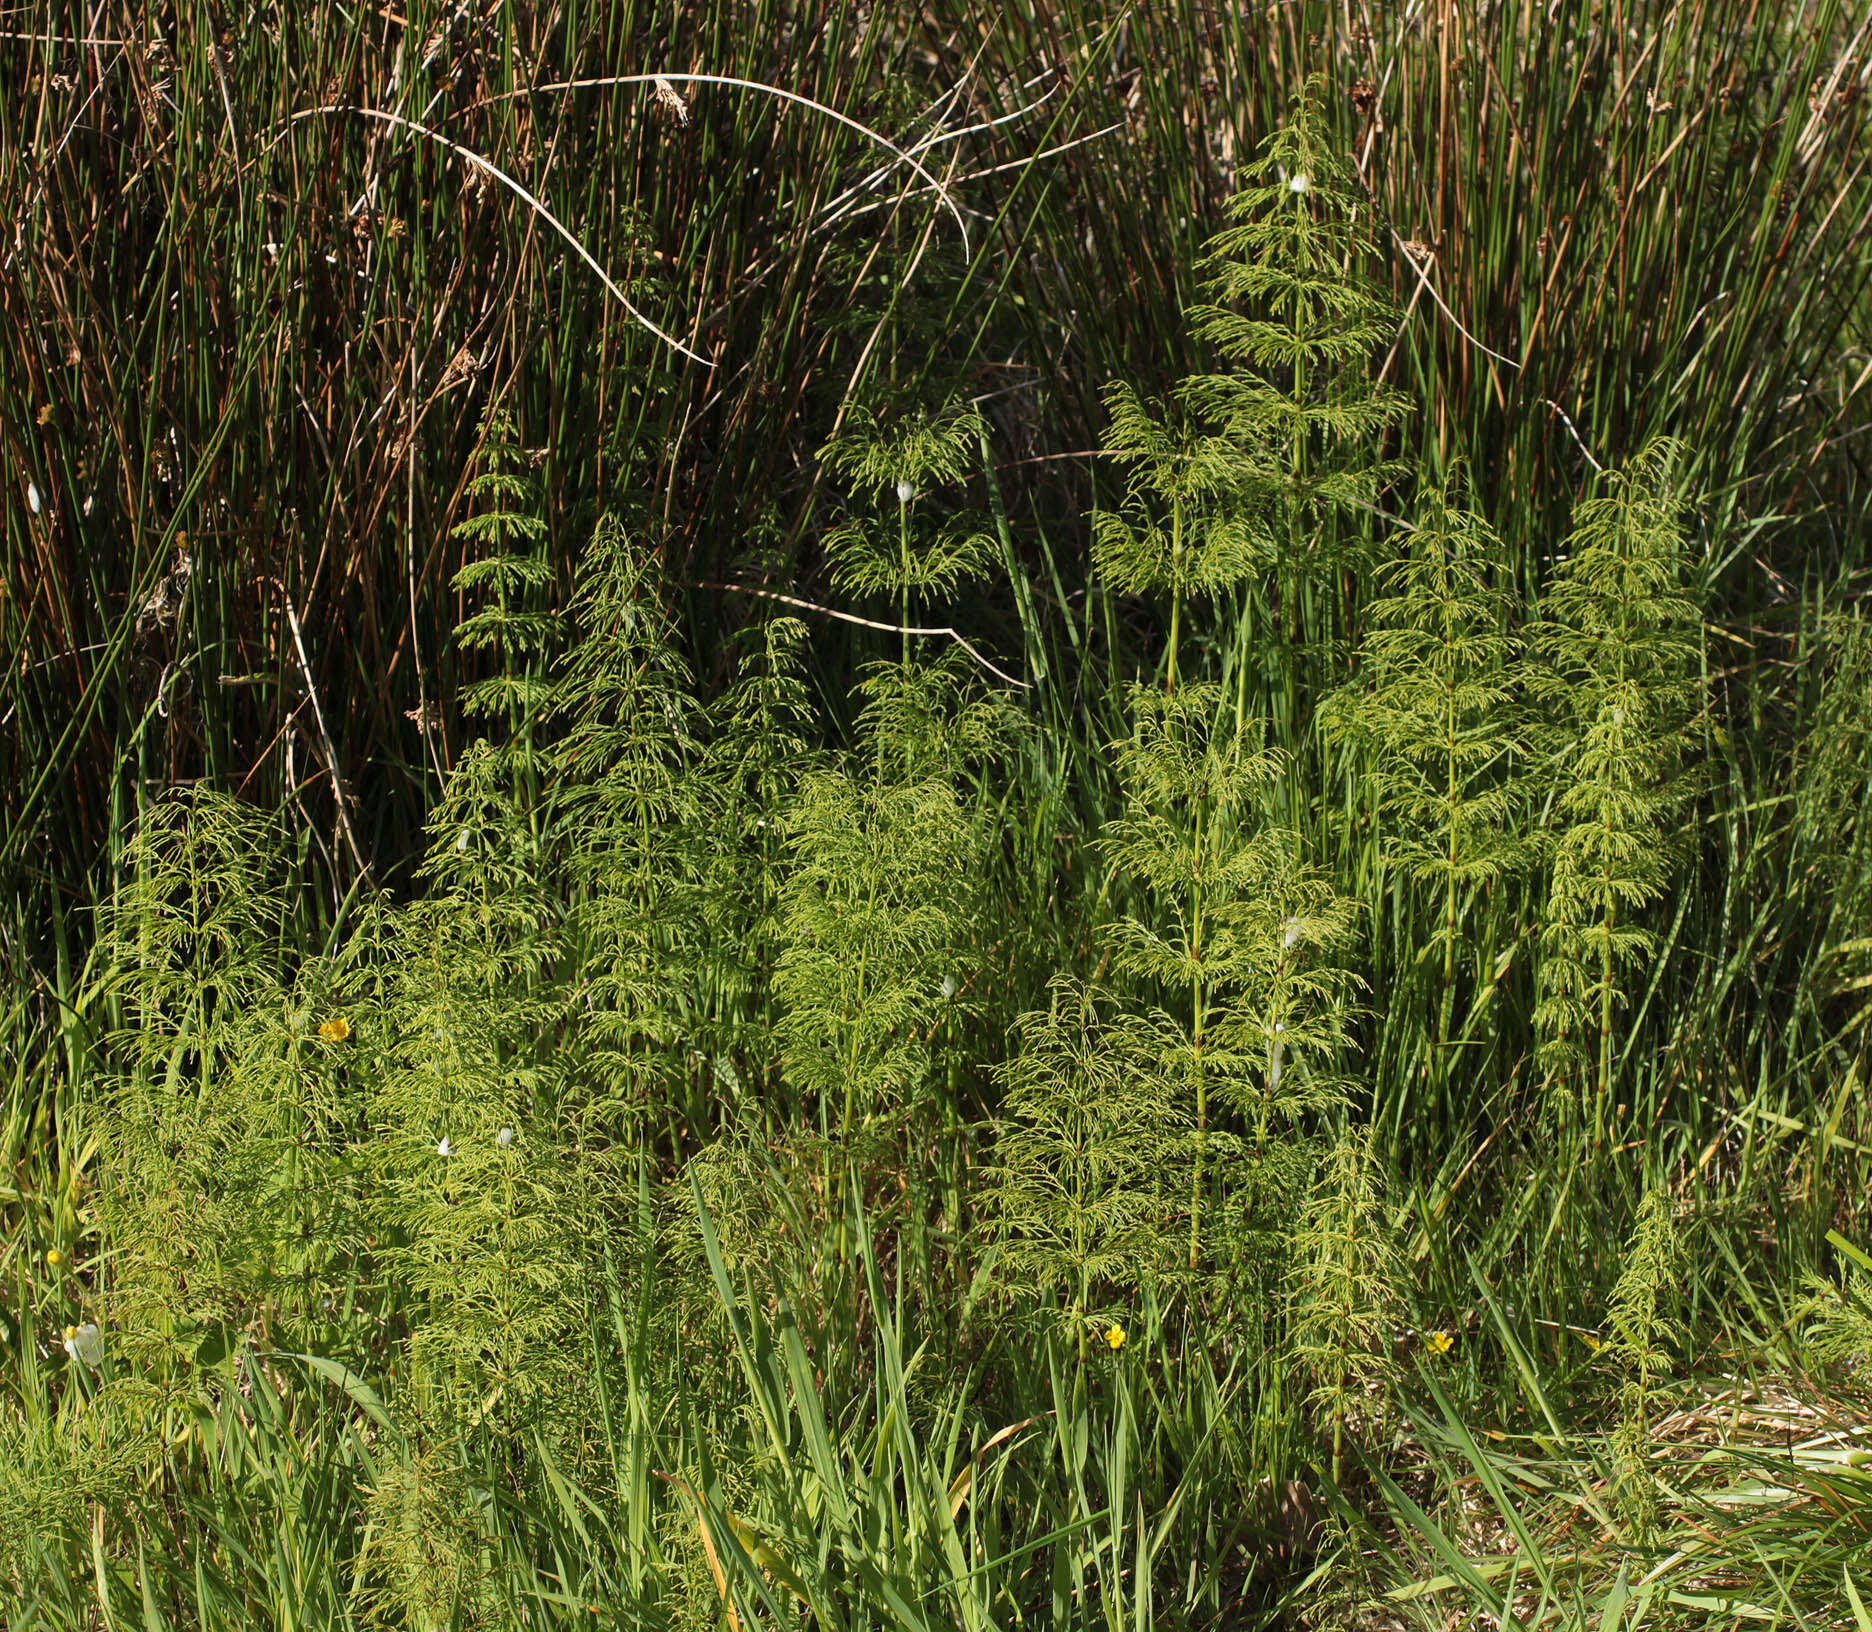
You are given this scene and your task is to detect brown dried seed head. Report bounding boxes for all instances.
[652,76,691,128]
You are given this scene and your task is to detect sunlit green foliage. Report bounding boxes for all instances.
[819,404,999,658]
[96,794,341,1370]
[981,977,1185,1336]
[450,410,558,738]
[1323,477,1525,1054]
[1093,81,1405,700]
[1102,682,1361,1271]
[767,652,1008,1173]
[1091,383,1271,691]
[1184,76,1409,577]
[1528,440,1705,1122]
[1287,1127,1402,1485]
[1804,1236,1872,1379]
[357,1441,501,1632]
[1601,1183,1685,1541]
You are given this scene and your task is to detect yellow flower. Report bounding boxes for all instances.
[1425,1329,1454,1355]
[1104,1325,1127,1352]
[318,1016,351,1042]
[44,1248,61,1268]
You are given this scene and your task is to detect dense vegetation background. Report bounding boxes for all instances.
[5,1,1872,1626]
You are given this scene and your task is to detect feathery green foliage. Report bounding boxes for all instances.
[819,404,999,663]
[96,793,332,1370]
[1094,79,1406,703]
[1287,1126,1402,1485]
[773,694,985,1152]
[1091,382,1271,693]
[1530,440,1705,1126]
[1184,76,1409,580]
[1601,1183,1686,1540]
[1102,681,1360,1271]
[451,411,558,737]
[1322,475,1526,1119]
[357,1441,500,1632]
[981,977,1185,1336]
[1805,1235,1872,1383]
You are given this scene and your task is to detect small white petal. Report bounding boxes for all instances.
[436,1136,454,1157]
[456,827,472,851]
[496,1127,514,1149]
[64,1322,102,1365]
[895,479,915,505]
[27,483,41,515]
[941,974,957,1000]
[1289,173,1310,193]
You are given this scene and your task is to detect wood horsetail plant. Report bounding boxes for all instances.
[1601,1182,1687,1542]
[21,26,1872,1628]
[772,658,998,1169]
[1189,72,1408,731]
[1094,77,1405,729]
[1287,1126,1403,1487]
[450,411,559,752]
[1100,682,1360,1274]
[96,793,335,1374]
[543,519,728,1134]
[980,976,1188,1347]
[1183,76,1409,578]
[1528,440,1705,1137]
[1081,88,1392,1291]
[1803,1232,1872,1380]
[818,403,999,667]
[351,893,604,1435]
[1321,475,1526,1088]
[1091,381,1271,696]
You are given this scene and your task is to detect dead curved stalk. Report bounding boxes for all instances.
[268,577,373,878]
[700,582,1029,690]
[282,105,710,366]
